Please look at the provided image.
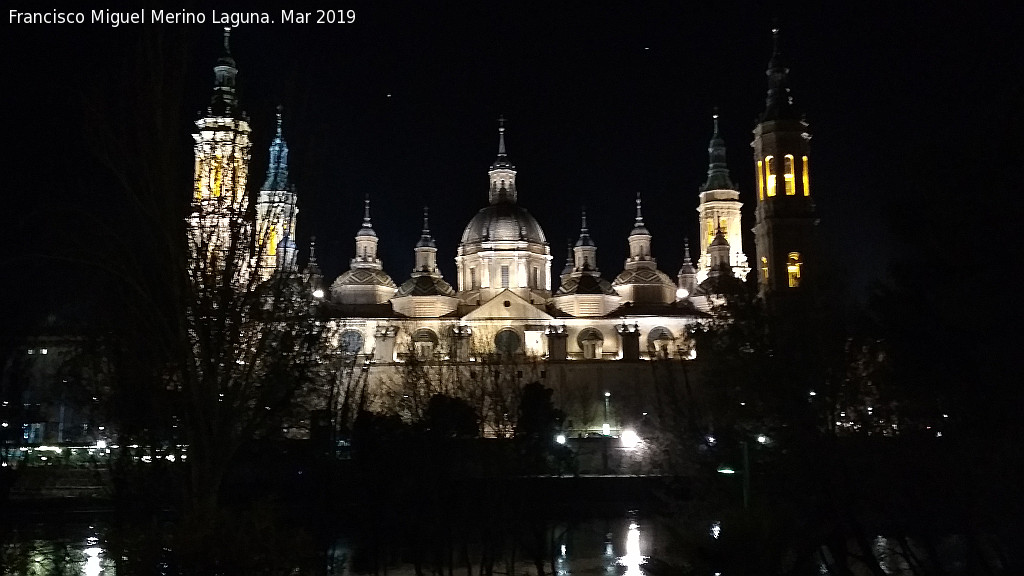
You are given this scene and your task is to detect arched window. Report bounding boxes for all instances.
[787,252,802,288]
[577,328,604,360]
[765,156,776,197]
[784,155,796,195]
[757,160,765,201]
[648,326,675,359]
[494,329,521,356]
[412,328,439,360]
[802,156,810,196]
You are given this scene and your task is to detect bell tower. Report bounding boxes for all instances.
[752,27,816,301]
[188,28,253,280]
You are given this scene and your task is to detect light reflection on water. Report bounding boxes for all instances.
[7,515,657,575]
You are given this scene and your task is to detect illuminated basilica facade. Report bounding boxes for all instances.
[188,30,817,433]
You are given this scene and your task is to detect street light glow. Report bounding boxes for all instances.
[556,434,566,445]
[621,429,641,449]
[717,465,736,474]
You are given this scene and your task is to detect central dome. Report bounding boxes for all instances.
[460,202,547,246]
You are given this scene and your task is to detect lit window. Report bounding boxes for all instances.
[787,252,802,288]
[267,225,278,256]
[784,155,796,195]
[802,156,810,196]
[211,152,223,197]
[40,348,48,355]
[501,265,510,288]
[706,218,715,246]
[757,160,765,201]
[761,256,769,281]
[765,156,776,197]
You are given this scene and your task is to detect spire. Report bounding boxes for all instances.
[416,206,436,248]
[700,111,737,192]
[762,26,797,122]
[303,236,325,294]
[491,115,513,170]
[575,209,595,247]
[561,238,575,276]
[262,105,289,190]
[677,237,697,294]
[498,115,507,156]
[357,194,376,237]
[209,27,239,116]
[681,238,695,269]
[488,117,518,204]
[630,192,650,236]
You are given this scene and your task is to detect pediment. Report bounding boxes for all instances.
[461,289,554,322]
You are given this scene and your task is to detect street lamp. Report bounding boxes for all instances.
[716,440,749,509]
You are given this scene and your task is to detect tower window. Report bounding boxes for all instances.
[787,252,802,288]
[802,156,810,196]
[532,267,539,288]
[765,156,776,197]
[501,265,510,288]
[469,267,477,289]
[784,155,796,195]
[757,160,765,201]
[267,225,278,256]
[706,217,715,246]
[761,256,769,281]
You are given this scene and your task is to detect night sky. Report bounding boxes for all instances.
[3,2,1020,333]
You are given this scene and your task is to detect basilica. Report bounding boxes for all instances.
[188,29,818,433]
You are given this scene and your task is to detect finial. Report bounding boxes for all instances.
[635,192,644,223]
[275,105,284,136]
[580,207,588,232]
[223,27,232,54]
[363,194,372,227]
[309,236,318,263]
[683,237,692,264]
[422,206,430,234]
[497,115,507,156]
[712,107,720,134]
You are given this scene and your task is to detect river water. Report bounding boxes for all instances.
[3,512,675,575]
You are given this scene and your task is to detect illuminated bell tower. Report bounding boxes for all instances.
[752,28,816,299]
[189,28,253,277]
[256,106,298,279]
[697,113,749,283]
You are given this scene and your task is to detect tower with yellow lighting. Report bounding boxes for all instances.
[752,28,816,301]
[188,28,253,279]
[255,107,298,280]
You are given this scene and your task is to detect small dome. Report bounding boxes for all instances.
[396,275,456,297]
[330,268,397,290]
[460,203,547,245]
[613,267,675,288]
[557,274,617,296]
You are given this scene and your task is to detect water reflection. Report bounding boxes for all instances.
[6,514,656,575]
[618,521,645,576]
